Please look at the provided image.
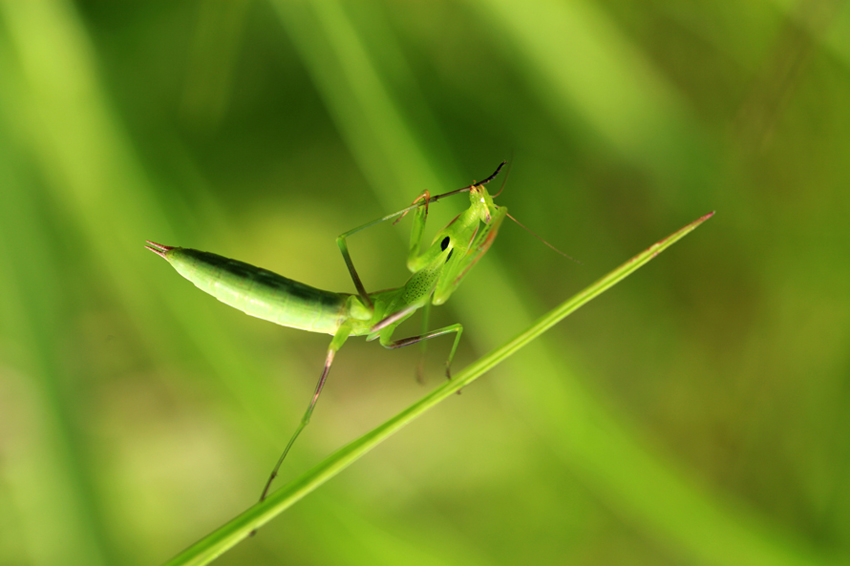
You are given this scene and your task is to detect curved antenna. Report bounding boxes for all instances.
[393,162,508,226]
[506,212,581,264]
[477,161,579,263]
[474,161,507,187]
[491,158,512,198]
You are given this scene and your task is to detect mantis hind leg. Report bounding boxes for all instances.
[258,325,351,505]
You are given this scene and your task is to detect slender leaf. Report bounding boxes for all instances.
[162,212,714,566]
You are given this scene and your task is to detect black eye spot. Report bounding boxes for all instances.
[446,249,454,262]
[440,236,450,251]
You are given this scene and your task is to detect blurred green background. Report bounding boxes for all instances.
[1,1,849,565]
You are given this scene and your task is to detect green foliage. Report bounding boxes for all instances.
[1,1,848,566]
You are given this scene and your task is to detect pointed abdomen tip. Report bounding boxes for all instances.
[145,241,173,259]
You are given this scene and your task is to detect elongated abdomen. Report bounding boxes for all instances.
[147,243,348,335]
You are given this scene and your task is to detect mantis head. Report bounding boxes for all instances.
[469,184,498,224]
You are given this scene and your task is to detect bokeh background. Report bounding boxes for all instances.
[1,1,849,565]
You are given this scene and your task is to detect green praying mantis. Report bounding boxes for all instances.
[147,162,547,503]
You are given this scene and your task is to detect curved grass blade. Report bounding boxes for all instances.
[162,212,714,566]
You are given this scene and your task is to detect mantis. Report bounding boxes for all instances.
[146,163,508,503]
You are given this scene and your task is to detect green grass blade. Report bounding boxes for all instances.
[162,212,714,566]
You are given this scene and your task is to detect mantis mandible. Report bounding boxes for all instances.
[146,163,507,502]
